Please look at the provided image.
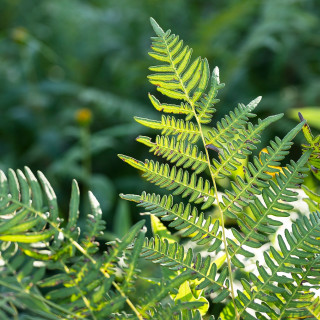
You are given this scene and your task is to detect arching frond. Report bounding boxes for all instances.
[210,114,283,179]
[220,121,305,220]
[227,151,311,267]
[205,97,260,148]
[237,211,320,319]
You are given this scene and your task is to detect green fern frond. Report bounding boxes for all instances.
[137,135,207,174]
[210,114,283,179]
[196,66,224,124]
[141,236,230,301]
[227,151,311,267]
[148,18,209,105]
[237,211,320,319]
[0,168,58,245]
[220,121,306,220]
[119,155,215,210]
[205,97,260,148]
[119,18,317,320]
[135,115,200,143]
[121,192,222,251]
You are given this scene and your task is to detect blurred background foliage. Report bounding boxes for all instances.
[0,0,319,236]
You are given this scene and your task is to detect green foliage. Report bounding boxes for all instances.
[119,18,320,319]
[1,16,320,320]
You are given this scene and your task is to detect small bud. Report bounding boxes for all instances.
[11,27,29,44]
[75,108,92,126]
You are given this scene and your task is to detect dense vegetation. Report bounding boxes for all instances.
[1,0,319,229]
[0,1,320,319]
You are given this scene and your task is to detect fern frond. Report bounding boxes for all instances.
[135,115,200,143]
[227,151,310,267]
[196,66,224,124]
[210,114,283,179]
[237,211,320,319]
[0,168,58,245]
[141,236,230,301]
[205,97,260,148]
[121,192,222,251]
[220,121,305,219]
[137,135,207,174]
[148,18,209,104]
[119,155,215,210]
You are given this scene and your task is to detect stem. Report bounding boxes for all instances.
[196,115,240,320]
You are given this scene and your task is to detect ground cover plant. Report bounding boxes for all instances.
[0,18,320,320]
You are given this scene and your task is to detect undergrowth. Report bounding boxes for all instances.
[0,18,320,320]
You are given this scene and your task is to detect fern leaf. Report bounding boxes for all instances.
[196,66,224,124]
[135,115,200,143]
[220,121,305,219]
[141,236,230,301]
[210,114,283,179]
[119,155,215,210]
[205,97,260,148]
[149,18,209,105]
[121,192,222,251]
[0,168,58,245]
[237,211,320,319]
[227,151,310,267]
[137,135,207,174]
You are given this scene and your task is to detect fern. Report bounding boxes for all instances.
[120,18,319,320]
[1,17,320,320]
